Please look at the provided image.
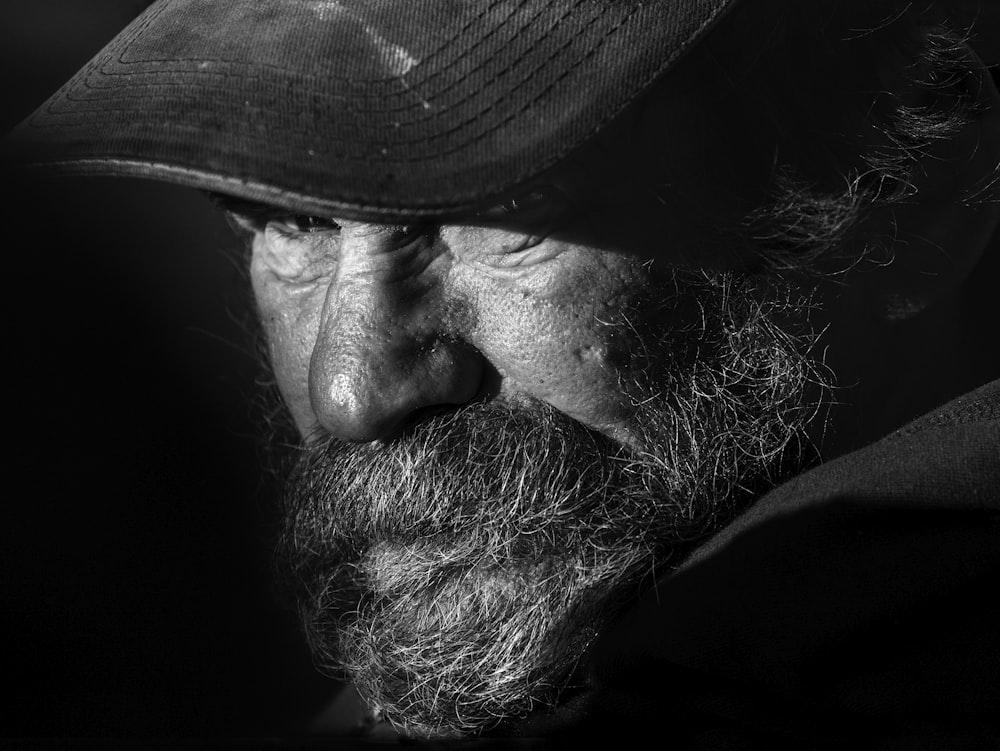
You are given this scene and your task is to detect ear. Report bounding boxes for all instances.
[863,45,1000,321]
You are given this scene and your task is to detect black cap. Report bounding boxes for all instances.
[4,0,740,220]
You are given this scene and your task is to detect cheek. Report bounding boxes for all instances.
[463,251,651,433]
[251,265,325,435]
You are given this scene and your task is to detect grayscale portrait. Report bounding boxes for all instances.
[3,0,998,746]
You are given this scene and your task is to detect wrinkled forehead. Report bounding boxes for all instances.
[4,0,741,222]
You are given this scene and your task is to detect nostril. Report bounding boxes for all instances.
[311,365,477,443]
[474,361,504,401]
[383,365,504,441]
[309,317,490,442]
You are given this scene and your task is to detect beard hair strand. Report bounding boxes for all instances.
[275,269,828,737]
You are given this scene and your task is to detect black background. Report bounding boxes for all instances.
[1,2,339,738]
[1,1,998,743]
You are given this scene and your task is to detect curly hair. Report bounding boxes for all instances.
[688,0,993,275]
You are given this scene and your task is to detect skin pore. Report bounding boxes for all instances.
[218,7,1000,736]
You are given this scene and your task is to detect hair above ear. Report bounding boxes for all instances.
[691,1,1000,310]
[856,38,1000,320]
[930,0,1000,65]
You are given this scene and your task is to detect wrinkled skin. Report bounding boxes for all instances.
[248,69,771,450]
[254,213,657,447]
[229,30,1000,736]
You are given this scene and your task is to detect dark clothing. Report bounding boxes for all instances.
[515,379,1000,748]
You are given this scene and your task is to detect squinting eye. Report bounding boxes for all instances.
[491,191,549,218]
[472,191,551,224]
[502,192,547,214]
[275,214,341,234]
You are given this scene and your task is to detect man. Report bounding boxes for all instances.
[5,0,998,745]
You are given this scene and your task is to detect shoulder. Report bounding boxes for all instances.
[535,380,1000,748]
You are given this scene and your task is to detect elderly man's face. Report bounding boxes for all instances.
[257,213,655,446]
[230,75,824,737]
[254,70,782,446]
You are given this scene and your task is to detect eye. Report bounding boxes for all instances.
[257,214,342,284]
[273,214,341,235]
[502,192,548,214]
[477,191,550,222]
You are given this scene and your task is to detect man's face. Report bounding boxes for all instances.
[252,65,784,447]
[230,70,826,737]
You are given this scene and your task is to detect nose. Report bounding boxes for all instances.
[308,222,484,442]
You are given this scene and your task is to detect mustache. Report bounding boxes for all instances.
[276,398,688,582]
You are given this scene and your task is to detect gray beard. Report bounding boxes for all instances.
[275,270,825,737]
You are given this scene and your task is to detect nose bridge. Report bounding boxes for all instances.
[324,221,426,332]
[307,222,480,441]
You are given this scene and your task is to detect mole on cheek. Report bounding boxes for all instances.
[576,334,632,370]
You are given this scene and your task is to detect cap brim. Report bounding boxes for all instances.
[5,0,736,220]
